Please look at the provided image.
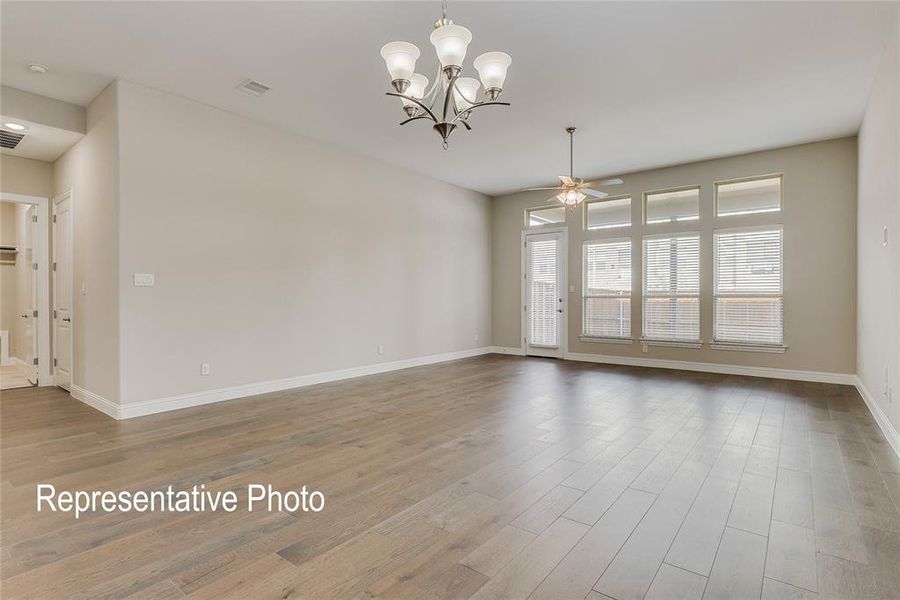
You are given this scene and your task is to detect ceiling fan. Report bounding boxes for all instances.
[523,127,623,207]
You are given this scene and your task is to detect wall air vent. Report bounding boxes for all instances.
[237,79,271,96]
[0,129,25,149]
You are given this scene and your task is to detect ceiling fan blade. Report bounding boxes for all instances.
[582,188,609,199]
[522,186,564,192]
[583,177,624,187]
[558,175,575,187]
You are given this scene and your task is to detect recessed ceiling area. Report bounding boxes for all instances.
[0,116,83,161]
[0,1,894,194]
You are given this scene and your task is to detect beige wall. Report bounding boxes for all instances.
[1,154,53,198]
[115,80,491,404]
[857,9,899,432]
[52,83,120,402]
[493,138,857,375]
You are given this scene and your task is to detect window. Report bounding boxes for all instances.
[586,196,631,230]
[526,205,566,227]
[716,175,782,217]
[583,239,631,339]
[714,227,783,347]
[645,187,700,224]
[642,233,700,342]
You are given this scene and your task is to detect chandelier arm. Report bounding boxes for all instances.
[399,115,434,126]
[448,101,511,125]
[385,92,440,123]
[459,119,472,131]
[442,72,460,122]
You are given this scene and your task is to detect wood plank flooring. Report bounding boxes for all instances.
[2,354,900,599]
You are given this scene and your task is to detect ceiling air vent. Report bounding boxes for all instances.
[0,129,25,149]
[237,79,271,96]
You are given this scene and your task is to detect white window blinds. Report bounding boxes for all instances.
[714,227,783,345]
[643,233,700,341]
[583,239,631,338]
[529,238,558,346]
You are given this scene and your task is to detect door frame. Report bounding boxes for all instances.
[52,188,74,392]
[0,192,52,386]
[521,226,568,359]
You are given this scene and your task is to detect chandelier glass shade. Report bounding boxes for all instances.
[379,2,512,148]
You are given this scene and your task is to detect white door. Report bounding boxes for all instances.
[23,205,38,384]
[524,231,566,358]
[52,195,72,391]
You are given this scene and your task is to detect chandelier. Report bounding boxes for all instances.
[379,0,512,149]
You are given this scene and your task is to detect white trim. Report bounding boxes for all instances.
[709,342,787,354]
[489,346,525,356]
[71,385,119,419]
[86,347,494,420]
[640,338,703,349]
[1,193,52,386]
[0,330,9,365]
[580,336,634,345]
[52,189,74,391]
[854,376,900,460]
[565,351,855,385]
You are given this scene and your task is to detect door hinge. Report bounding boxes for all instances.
[33,357,39,366]
[53,309,57,319]
[52,215,57,224]
[52,262,57,271]
[32,263,38,271]
[524,305,527,311]
[31,215,38,223]
[32,310,38,318]
[53,358,57,367]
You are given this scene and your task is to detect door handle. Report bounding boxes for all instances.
[62,317,71,323]
[20,313,28,318]
[556,309,564,313]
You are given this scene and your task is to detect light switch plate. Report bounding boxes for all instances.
[134,273,155,287]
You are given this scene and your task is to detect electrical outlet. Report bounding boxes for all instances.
[200,363,210,376]
[377,344,384,355]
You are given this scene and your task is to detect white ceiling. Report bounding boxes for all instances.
[1,1,894,195]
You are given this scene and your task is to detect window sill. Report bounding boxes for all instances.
[639,338,703,349]
[710,342,787,354]
[580,336,633,345]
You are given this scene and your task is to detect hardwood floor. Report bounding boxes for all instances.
[2,354,900,599]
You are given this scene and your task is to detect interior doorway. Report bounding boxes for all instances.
[0,193,52,390]
[522,228,567,359]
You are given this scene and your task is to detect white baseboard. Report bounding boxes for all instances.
[488,346,526,356]
[106,346,495,420]
[854,376,900,460]
[71,385,119,419]
[565,351,856,385]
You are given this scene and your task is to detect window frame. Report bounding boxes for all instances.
[581,237,633,342]
[640,231,702,346]
[643,185,701,225]
[525,204,567,228]
[583,194,633,231]
[714,173,783,218]
[711,224,785,351]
